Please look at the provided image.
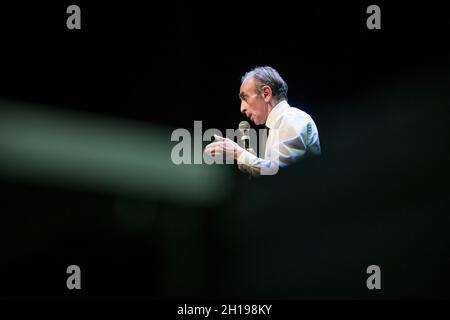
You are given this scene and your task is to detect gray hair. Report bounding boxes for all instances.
[241,66,288,102]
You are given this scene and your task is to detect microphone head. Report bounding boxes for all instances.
[239,120,250,131]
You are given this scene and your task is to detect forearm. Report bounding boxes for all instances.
[237,148,279,176]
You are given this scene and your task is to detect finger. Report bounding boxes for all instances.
[204,143,222,155]
[204,147,215,155]
[205,148,216,157]
[204,145,213,154]
[205,142,220,151]
[214,134,226,140]
[204,141,217,149]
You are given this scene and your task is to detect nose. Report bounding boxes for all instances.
[240,101,248,115]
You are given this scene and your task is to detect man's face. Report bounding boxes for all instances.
[239,77,268,125]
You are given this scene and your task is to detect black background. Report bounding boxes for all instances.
[0,1,449,299]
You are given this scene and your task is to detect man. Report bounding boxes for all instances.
[204,66,321,175]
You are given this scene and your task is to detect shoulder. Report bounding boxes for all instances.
[279,106,314,133]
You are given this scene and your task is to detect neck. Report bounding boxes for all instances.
[267,99,281,115]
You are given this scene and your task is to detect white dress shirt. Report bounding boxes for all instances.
[237,100,321,175]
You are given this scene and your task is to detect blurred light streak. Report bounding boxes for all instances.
[0,100,232,206]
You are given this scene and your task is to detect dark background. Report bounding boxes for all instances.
[0,1,449,299]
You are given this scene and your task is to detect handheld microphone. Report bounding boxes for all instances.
[239,120,251,150]
[238,120,257,178]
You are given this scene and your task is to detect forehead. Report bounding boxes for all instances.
[240,76,257,93]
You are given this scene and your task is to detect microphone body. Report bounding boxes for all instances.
[239,121,251,151]
[238,121,257,177]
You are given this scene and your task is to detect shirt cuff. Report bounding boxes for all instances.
[237,149,258,167]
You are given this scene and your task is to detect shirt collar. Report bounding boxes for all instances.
[265,100,289,129]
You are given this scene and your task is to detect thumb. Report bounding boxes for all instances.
[214,134,225,140]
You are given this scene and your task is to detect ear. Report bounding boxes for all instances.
[261,85,272,103]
